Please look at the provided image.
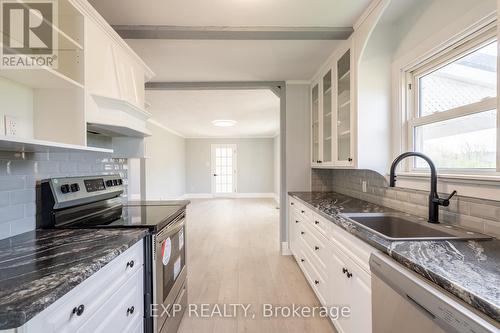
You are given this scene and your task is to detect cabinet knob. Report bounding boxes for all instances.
[301,210,305,214]
[348,158,353,162]
[300,259,305,262]
[126,260,134,268]
[295,220,299,223]
[314,280,320,285]
[127,306,135,316]
[314,246,320,251]
[290,202,294,206]
[347,272,353,278]
[73,304,85,316]
[315,220,320,225]
[301,231,305,235]
[342,267,348,274]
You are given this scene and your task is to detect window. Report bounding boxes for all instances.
[406,26,498,172]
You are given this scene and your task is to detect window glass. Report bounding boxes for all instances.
[419,41,497,116]
[414,110,497,169]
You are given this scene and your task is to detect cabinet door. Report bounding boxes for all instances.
[322,70,333,164]
[311,83,320,164]
[329,246,350,333]
[113,46,145,108]
[336,49,353,166]
[85,19,121,99]
[344,257,372,333]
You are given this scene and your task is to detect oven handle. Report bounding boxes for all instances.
[156,213,185,242]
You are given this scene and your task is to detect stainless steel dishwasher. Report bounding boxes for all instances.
[369,252,499,333]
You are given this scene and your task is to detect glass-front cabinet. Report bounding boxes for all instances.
[311,46,353,168]
[336,49,353,165]
[322,70,333,164]
[311,84,320,164]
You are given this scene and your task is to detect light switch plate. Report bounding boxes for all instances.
[4,115,18,136]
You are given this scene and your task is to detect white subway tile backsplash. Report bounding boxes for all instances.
[0,204,24,223]
[0,152,128,240]
[10,189,35,205]
[0,176,25,190]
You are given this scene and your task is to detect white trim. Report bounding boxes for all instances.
[233,193,276,198]
[281,242,292,256]
[353,0,384,31]
[147,119,186,138]
[180,193,277,199]
[286,80,311,85]
[184,135,278,139]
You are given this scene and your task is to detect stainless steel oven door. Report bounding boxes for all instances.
[154,212,187,332]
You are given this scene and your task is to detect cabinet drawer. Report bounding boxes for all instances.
[76,267,144,333]
[309,212,329,237]
[25,240,144,333]
[298,249,328,306]
[299,223,329,275]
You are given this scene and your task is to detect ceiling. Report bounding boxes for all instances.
[125,39,339,81]
[88,0,371,27]
[146,89,280,138]
[89,0,371,81]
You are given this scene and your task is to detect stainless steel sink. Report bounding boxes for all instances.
[342,212,492,241]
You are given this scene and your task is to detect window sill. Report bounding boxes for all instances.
[388,172,500,201]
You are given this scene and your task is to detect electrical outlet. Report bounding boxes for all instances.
[362,180,367,193]
[4,115,18,136]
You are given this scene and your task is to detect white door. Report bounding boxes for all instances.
[211,144,237,195]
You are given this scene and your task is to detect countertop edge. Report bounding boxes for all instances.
[0,229,148,329]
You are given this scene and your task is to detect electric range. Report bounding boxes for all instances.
[37,175,189,333]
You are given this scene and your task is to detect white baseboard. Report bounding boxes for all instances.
[234,192,275,198]
[180,193,276,199]
[281,242,292,255]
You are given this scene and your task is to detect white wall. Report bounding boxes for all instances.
[273,134,280,204]
[285,83,311,192]
[185,138,275,194]
[0,77,33,138]
[144,122,186,199]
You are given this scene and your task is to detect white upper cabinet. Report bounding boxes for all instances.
[0,0,154,154]
[311,42,354,168]
[85,19,121,100]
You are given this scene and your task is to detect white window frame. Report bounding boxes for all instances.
[403,24,499,175]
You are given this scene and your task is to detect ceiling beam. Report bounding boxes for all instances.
[113,25,353,40]
[145,81,285,98]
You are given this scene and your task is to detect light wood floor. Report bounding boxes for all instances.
[177,198,336,333]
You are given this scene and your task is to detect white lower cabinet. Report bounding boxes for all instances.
[288,196,373,333]
[21,240,144,333]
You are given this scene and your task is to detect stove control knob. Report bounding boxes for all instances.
[70,183,80,192]
[117,179,123,185]
[106,180,113,187]
[60,184,70,194]
[113,179,118,186]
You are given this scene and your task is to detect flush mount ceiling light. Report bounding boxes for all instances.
[212,119,237,127]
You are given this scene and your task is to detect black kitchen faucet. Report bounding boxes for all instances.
[389,152,457,224]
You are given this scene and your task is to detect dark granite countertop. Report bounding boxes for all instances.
[0,228,148,329]
[289,191,500,323]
